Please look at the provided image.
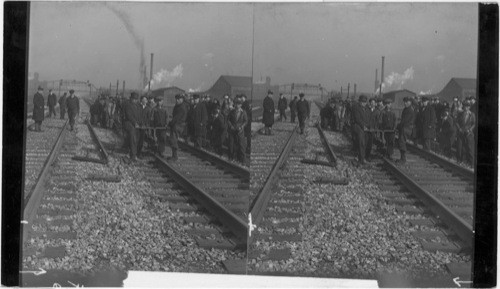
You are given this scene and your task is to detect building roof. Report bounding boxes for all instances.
[383,89,416,96]
[152,86,185,93]
[451,78,476,90]
[220,75,252,88]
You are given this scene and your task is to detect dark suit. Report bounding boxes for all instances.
[137,104,153,156]
[351,102,368,163]
[380,108,396,157]
[170,102,188,152]
[398,106,415,154]
[153,105,168,155]
[48,93,57,117]
[66,95,80,130]
[296,99,310,134]
[191,102,208,148]
[278,97,288,121]
[456,110,475,165]
[289,99,297,123]
[122,100,141,159]
[417,105,437,150]
[227,108,248,163]
[58,95,67,119]
[439,116,456,158]
[262,96,275,131]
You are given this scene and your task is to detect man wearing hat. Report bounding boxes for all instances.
[365,97,380,161]
[58,92,67,120]
[227,98,248,164]
[122,92,141,161]
[417,96,436,151]
[296,93,310,134]
[32,86,45,132]
[137,95,153,158]
[66,89,80,131]
[240,94,252,154]
[456,101,475,166]
[350,95,369,165]
[277,93,288,122]
[152,96,168,157]
[189,94,208,148]
[397,97,415,163]
[380,99,396,160]
[168,94,188,161]
[438,108,456,158]
[262,90,275,135]
[47,89,57,118]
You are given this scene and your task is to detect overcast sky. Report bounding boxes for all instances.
[29,2,478,95]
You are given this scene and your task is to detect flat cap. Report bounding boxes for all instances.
[421,96,429,102]
[383,98,392,104]
[268,90,273,95]
[130,92,139,99]
[299,93,305,97]
[175,94,184,100]
[69,89,75,94]
[358,94,368,102]
[154,96,163,102]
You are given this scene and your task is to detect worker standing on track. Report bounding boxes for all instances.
[209,107,226,156]
[351,94,369,165]
[137,95,152,159]
[168,94,188,162]
[228,98,248,164]
[152,96,168,157]
[456,101,475,166]
[365,98,379,162]
[122,92,141,161]
[320,100,333,130]
[278,93,288,122]
[334,100,345,132]
[47,89,57,118]
[296,93,310,135]
[58,92,67,120]
[262,90,275,135]
[32,86,45,132]
[190,94,208,148]
[241,94,252,154]
[397,97,415,164]
[380,99,396,160]
[417,96,437,151]
[438,108,456,159]
[66,89,80,132]
[289,96,298,123]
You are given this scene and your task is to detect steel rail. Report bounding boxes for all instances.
[382,157,474,248]
[86,119,109,164]
[315,123,338,168]
[249,125,298,237]
[407,143,474,180]
[177,141,249,180]
[22,120,69,241]
[151,153,248,242]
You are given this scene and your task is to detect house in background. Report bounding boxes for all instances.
[436,78,476,104]
[383,89,417,119]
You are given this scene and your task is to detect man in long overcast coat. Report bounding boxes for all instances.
[32,86,45,132]
[351,94,369,165]
[66,89,80,131]
[296,93,310,134]
[417,96,436,151]
[190,94,208,148]
[262,90,275,135]
[169,94,188,161]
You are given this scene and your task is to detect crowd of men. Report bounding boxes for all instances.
[31,86,80,132]
[90,92,251,165]
[262,90,310,135]
[343,94,476,167]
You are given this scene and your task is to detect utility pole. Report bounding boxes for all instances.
[116,80,119,97]
[347,83,350,100]
[122,81,125,98]
[354,83,357,99]
[148,53,154,94]
[380,56,385,97]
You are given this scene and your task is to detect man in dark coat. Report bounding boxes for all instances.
[169,94,188,161]
[438,109,456,159]
[333,100,345,132]
[209,107,226,156]
[190,94,208,148]
[152,96,168,157]
[380,99,397,160]
[241,94,252,154]
[227,98,248,164]
[289,96,298,123]
[277,93,288,121]
[397,97,415,163]
[122,92,141,161]
[137,95,152,158]
[66,89,80,131]
[262,90,275,135]
[90,98,102,126]
[47,89,57,118]
[32,86,45,132]
[351,95,369,165]
[296,93,310,134]
[456,101,475,166]
[58,92,67,120]
[365,98,380,161]
[418,96,437,151]
[320,101,333,130]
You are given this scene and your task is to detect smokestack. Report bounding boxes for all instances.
[354,83,357,98]
[116,80,119,97]
[347,83,350,99]
[380,56,385,96]
[375,69,378,92]
[122,80,125,97]
[149,53,154,92]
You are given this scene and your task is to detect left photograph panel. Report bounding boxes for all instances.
[21,2,251,286]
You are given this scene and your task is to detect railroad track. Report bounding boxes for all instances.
[370,145,474,280]
[137,142,249,273]
[248,121,308,273]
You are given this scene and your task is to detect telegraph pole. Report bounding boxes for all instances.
[148,53,154,94]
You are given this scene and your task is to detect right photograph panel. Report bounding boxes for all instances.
[248,3,478,287]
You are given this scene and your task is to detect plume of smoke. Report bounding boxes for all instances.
[376,67,414,94]
[146,64,184,91]
[105,3,146,89]
[419,89,433,95]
